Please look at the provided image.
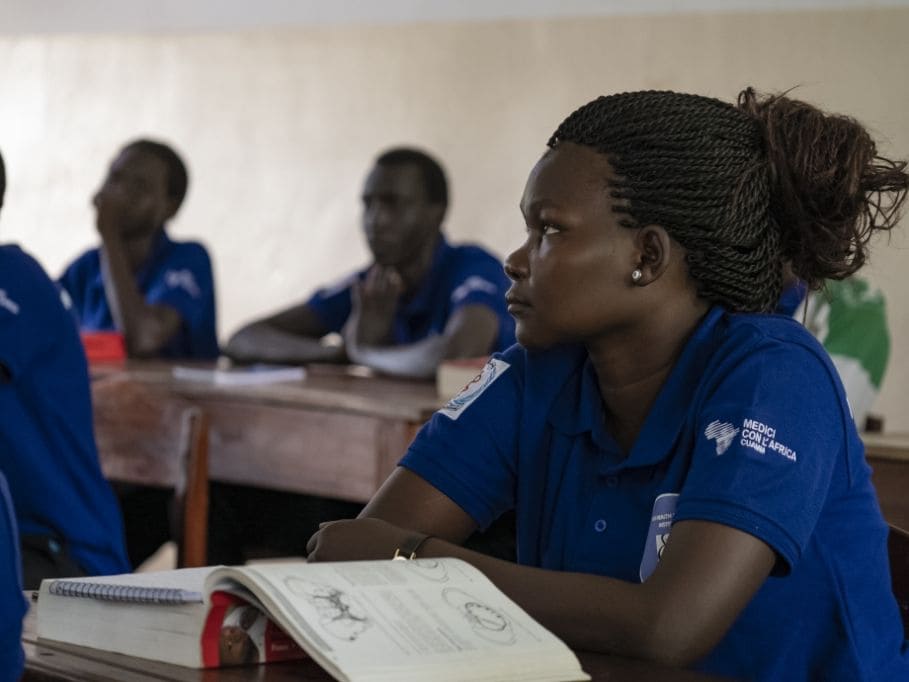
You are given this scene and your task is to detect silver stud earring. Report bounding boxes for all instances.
[631,269,643,283]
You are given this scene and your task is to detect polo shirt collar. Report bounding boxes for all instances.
[776,280,807,316]
[399,235,452,316]
[548,306,726,471]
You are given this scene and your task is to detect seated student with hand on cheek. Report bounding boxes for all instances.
[225,147,514,379]
[59,139,218,568]
[210,148,515,565]
[59,139,218,360]
[308,89,909,680]
[0,149,129,589]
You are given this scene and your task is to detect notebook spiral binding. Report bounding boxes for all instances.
[47,580,202,604]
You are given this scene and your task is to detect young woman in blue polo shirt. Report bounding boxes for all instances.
[307,88,909,680]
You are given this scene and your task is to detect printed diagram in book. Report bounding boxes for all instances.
[443,588,516,645]
[284,577,372,642]
[402,558,450,582]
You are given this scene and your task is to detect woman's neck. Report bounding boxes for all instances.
[587,300,709,454]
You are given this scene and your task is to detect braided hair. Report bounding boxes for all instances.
[549,89,908,312]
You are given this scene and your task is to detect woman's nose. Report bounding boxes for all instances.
[504,243,529,281]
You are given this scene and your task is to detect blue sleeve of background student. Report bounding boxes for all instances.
[304,272,361,333]
[447,249,515,350]
[0,248,63,378]
[399,349,524,529]
[675,339,845,574]
[0,473,26,682]
[144,243,218,357]
[448,249,510,316]
[56,251,92,320]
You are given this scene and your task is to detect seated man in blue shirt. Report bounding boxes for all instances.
[59,140,217,567]
[212,148,515,565]
[225,147,514,378]
[0,149,129,588]
[59,139,218,360]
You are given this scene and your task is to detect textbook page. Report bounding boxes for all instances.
[206,558,589,682]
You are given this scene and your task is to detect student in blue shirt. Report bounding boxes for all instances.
[58,140,218,567]
[59,139,218,360]
[0,149,129,588]
[225,147,515,379]
[211,148,516,565]
[307,89,909,680]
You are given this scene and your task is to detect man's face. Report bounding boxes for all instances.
[361,163,443,268]
[93,147,175,239]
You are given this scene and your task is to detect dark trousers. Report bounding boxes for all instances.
[207,483,363,565]
[207,482,517,565]
[114,484,173,569]
[20,535,86,590]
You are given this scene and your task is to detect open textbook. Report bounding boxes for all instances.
[37,558,590,681]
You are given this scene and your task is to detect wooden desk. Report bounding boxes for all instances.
[863,432,909,531]
[21,604,728,682]
[92,364,909,528]
[92,363,442,503]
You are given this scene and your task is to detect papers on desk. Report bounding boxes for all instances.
[172,364,306,386]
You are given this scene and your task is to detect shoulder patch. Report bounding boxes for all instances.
[450,276,499,304]
[438,358,510,421]
[0,290,20,315]
[164,269,202,298]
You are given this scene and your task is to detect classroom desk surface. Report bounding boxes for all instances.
[90,362,909,526]
[90,362,443,503]
[863,432,909,462]
[21,603,729,682]
[863,432,909,531]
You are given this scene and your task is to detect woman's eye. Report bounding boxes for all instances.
[541,224,561,237]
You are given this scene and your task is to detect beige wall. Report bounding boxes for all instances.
[0,8,907,427]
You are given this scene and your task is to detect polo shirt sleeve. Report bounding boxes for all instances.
[674,337,845,574]
[304,273,359,333]
[0,249,60,379]
[399,352,523,529]
[57,252,90,321]
[447,249,509,315]
[0,473,26,682]
[144,243,217,358]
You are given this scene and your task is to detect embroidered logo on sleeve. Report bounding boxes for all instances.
[739,418,797,461]
[58,288,73,311]
[0,290,20,315]
[705,417,798,462]
[704,420,739,455]
[450,276,499,304]
[164,269,202,298]
[438,358,510,421]
[639,493,678,582]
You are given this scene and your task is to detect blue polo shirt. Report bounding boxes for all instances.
[305,237,515,352]
[0,244,129,577]
[58,229,219,359]
[401,306,908,680]
[0,472,25,682]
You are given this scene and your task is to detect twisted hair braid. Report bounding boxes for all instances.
[549,89,907,312]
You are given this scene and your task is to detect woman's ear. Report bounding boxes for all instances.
[632,225,673,285]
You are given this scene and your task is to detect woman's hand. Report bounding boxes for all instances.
[306,517,413,563]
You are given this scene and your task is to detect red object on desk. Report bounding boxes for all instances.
[80,331,127,363]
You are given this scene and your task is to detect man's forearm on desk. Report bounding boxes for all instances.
[224,323,346,365]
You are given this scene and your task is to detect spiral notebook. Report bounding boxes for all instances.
[45,566,209,604]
